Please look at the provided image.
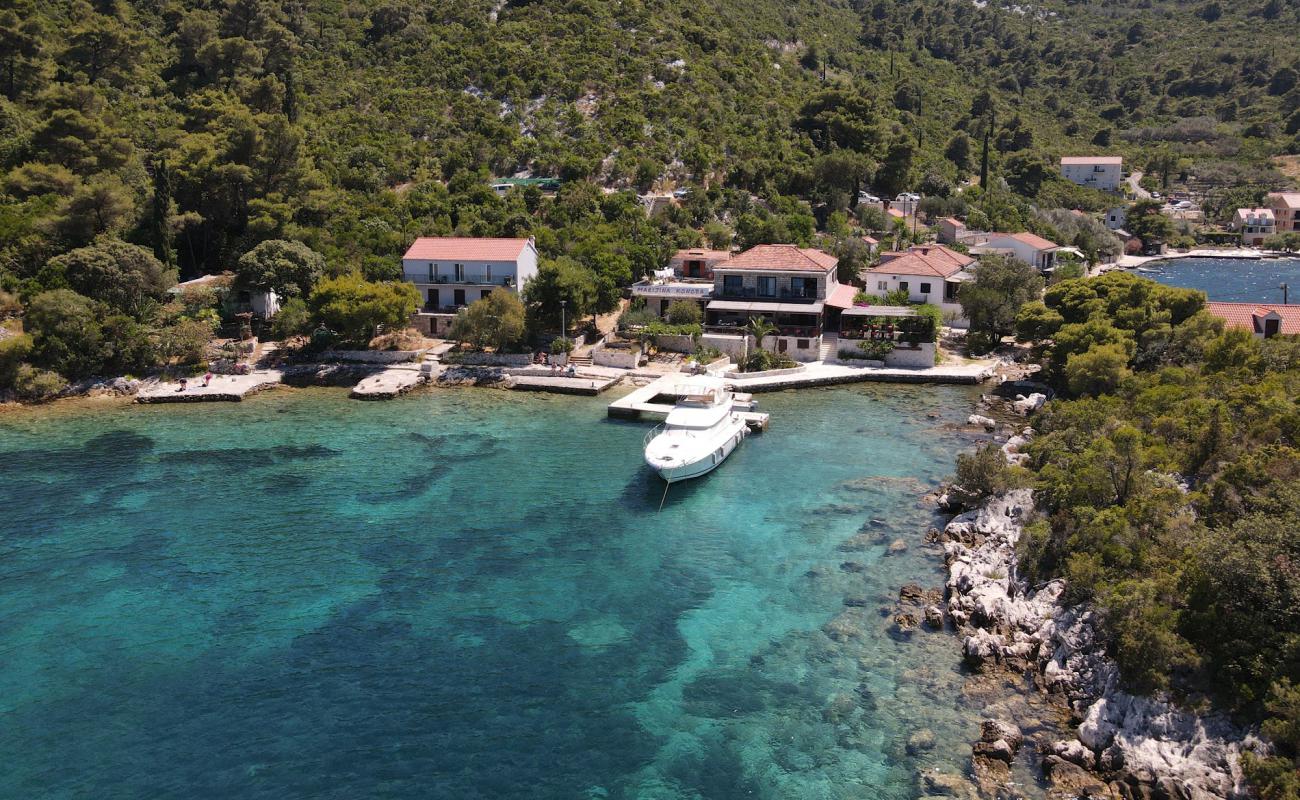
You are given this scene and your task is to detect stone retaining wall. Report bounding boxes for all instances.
[320,349,422,364]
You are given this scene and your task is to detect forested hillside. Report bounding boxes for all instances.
[2,0,1298,287]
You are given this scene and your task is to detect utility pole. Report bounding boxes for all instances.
[1282,283,1290,304]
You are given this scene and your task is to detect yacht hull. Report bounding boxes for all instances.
[648,421,747,483]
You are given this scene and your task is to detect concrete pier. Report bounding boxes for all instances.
[350,366,426,399]
[135,371,283,403]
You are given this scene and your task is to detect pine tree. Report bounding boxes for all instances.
[150,156,174,270]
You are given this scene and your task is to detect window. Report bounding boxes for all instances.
[428,263,436,282]
[486,265,492,282]
[454,289,466,305]
[757,276,777,297]
[920,282,932,294]
[454,263,465,281]
[877,281,887,291]
[945,282,958,301]
[898,281,909,292]
[723,275,743,295]
[790,277,815,298]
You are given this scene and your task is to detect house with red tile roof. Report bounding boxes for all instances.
[1206,302,1300,339]
[972,231,1062,271]
[861,244,975,326]
[402,237,539,334]
[703,245,847,362]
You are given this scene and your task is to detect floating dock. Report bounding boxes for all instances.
[607,372,769,430]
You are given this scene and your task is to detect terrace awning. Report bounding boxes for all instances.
[841,305,918,317]
[706,300,824,315]
[824,283,857,310]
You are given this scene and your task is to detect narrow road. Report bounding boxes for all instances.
[1127,170,1151,199]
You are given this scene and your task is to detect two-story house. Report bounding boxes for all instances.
[1231,208,1276,245]
[861,244,975,326]
[1060,156,1123,192]
[1267,193,1300,234]
[702,244,854,362]
[402,237,539,335]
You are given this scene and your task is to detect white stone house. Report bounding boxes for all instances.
[703,244,856,362]
[1105,206,1127,230]
[861,244,974,326]
[1060,156,1123,192]
[1231,208,1276,246]
[972,232,1062,271]
[402,237,539,335]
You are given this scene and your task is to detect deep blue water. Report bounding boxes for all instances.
[0,386,988,799]
[1139,257,1300,302]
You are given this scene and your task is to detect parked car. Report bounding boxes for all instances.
[858,191,881,204]
[672,187,691,198]
[1173,200,1194,210]
[895,192,920,202]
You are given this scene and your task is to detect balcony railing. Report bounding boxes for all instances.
[714,288,819,302]
[415,276,516,287]
[705,323,821,338]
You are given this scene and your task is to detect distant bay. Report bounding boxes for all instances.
[0,385,1010,799]
[1139,256,1300,303]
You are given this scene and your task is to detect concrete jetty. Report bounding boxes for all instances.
[350,366,427,399]
[607,372,769,430]
[135,371,283,403]
[728,360,994,392]
[505,364,624,396]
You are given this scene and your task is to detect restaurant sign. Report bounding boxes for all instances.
[631,283,714,299]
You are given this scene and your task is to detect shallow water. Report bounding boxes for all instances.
[1140,256,1300,302]
[0,386,993,799]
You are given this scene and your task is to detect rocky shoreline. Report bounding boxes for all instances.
[927,429,1263,800]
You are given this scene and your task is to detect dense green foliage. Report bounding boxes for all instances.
[2,0,1298,391]
[959,253,1043,349]
[449,288,526,351]
[1011,274,1300,798]
[307,273,419,345]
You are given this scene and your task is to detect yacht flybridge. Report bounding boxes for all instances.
[643,377,750,483]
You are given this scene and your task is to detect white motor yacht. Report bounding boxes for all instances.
[643,378,750,483]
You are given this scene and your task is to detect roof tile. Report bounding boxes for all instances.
[717,244,838,273]
[403,237,533,261]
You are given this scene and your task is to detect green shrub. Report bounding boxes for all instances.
[665,300,703,326]
[550,337,573,354]
[743,349,796,372]
[0,333,33,389]
[948,443,1032,508]
[858,338,895,359]
[271,298,313,340]
[13,364,66,401]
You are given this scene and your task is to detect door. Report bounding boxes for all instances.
[454,289,466,306]
[427,288,439,310]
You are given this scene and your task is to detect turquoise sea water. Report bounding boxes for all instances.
[0,386,989,799]
[1141,256,1300,302]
